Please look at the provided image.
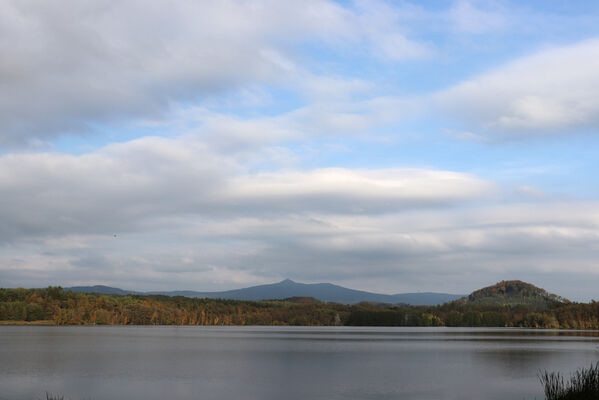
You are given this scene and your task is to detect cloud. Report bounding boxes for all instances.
[0,136,491,244]
[2,1,598,301]
[0,0,428,147]
[227,168,492,214]
[152,94,421,155]
[0,134,503,294]
[448,1,508,33]
[436,38,599,138]
[3,195,599,300]
[1,135,599,300]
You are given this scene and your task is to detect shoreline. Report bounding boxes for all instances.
[0,320,55,326]
[2,321,599,331]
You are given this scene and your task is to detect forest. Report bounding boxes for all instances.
[1,286,599,328]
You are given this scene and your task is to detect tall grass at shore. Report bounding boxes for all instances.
[539,362,599,399]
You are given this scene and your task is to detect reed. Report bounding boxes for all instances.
[539,362,599,399]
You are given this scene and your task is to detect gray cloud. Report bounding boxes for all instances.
[0,136,491,244]
[2,200,599,300]
[0,137,229,240]
[1,137,599,300]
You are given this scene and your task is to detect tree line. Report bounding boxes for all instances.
[1,287,599,328]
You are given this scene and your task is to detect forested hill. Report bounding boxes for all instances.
[1,283,599,329]
[457,280,568,308]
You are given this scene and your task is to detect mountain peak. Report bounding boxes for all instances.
[279,279,296,285]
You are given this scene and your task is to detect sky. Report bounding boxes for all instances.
[2,0,599,301]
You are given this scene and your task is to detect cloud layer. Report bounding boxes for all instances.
[2,136,598,300]
[0,136,491,242]
[438,38,599,137]
[0,0,429,146]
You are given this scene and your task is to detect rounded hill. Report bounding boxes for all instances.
[458,280,568,308]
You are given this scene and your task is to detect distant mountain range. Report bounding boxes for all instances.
[69,285,133,296]
[67,279,465,305]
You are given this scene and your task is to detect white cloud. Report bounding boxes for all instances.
[298,75,374,101]
[353,0,432,61]
[2,134,599,299]
[0,136,491,245]
[0,134,501,294]
[154,94,420,154]
[227,168,492,213]
[436,38,599,137]
[448,1,507,33]
[0,0,428,147]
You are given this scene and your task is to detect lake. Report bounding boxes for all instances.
[1,326,598,400]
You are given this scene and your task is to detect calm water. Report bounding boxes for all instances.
[1,326,599,400]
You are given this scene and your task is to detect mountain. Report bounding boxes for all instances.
[67,279,464,305]
[67,285,136,296]
[457,280,568,308]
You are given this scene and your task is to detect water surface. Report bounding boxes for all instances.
[1,326,599,400]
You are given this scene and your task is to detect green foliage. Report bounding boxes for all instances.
[446,310,463,327]
[481,311,507,327]
[463,311,482,326]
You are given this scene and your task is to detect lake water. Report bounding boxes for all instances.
[1,326,599,400]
